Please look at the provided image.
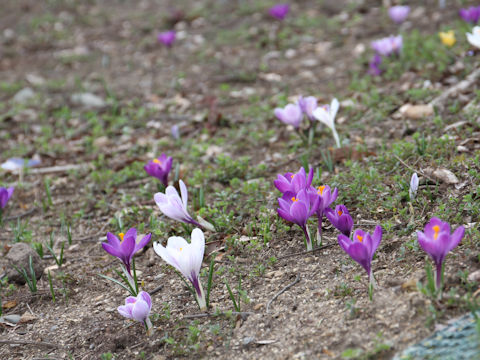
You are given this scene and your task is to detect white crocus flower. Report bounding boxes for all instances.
[409,173,419,201]
[312,98,341,148]
[466,26,480,49]
[153,228,207,310]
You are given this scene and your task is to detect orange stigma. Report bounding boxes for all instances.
[291,197,298,202]
[290,174,294,179]
[433,225,440,240]
[317,186,325,195]
[357,235,363,243]
[153,159,161,164]
[337,210,343,216]
[118,233,125,242]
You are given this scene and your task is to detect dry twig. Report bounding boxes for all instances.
[266,275,300,314]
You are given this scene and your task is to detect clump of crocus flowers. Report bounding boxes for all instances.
[368,35,402,76]
[459,6,480,24]
[275,167,340,250]
[274,96,342,148]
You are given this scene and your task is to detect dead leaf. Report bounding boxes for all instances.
[19,312,37,324]
[401,278,418,292]
[423,167,459,184]
[3,300,17,309]
[399,104,434,119]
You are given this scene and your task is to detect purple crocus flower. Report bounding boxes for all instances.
[388,5,410,24]
[297,96,318,121]
[154,180,204,229]
[371,35,403,57]
[0,187,14,209]
[274,167,313,194]
[417,217,465,290]
[325,205,354,238]
[269,4,289,20]
[368,54,383,76]
[277,189,320,250]
[338,226,382,285]
[274,103,303,129]
[118,291,153,334]
[157,30,176,47]
[144,154,173,187]
[459,6,480,24]
[309,185,338,242]
[102,228,152,275]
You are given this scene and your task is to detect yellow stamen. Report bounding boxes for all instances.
[291,197,298,202]
[357,235,363,243]
[433,225,440,240]
[179,247,183,251]
[337,210,343,216]
[153,159,161,164]
[317,185,325,195]
[290,174,294,179]
[118,233,125,242]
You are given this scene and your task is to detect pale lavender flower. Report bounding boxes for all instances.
[312,98,341,148]
[297,96,318,121]
[118,291,153,335]
[274,103,303,129]
[388,6,410,24]
[368,54,383,76]
[154,180,203,228]
[371,35,403,57]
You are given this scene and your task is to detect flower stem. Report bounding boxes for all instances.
[317,214,323,246]
[435,262,443,292]
[302,226,312,251]
[144,317,153,336]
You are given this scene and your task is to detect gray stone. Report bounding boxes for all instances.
[12,88,35,103]
[5,243,44,284]
[71,93,105,108]
[1,314,21,324]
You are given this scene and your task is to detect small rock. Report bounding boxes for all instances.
[467,269,480,283]
[285,49,296,59]
[12,88,35,103]
[71,93,106,108]
[399,104,434,119]
[301,58,318,68]
[5,243,44,284]
[25,74,45,86]
[3,314,21,324]
[401,278,418,292]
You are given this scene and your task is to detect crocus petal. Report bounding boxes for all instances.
[132,300,150,322]
[190,228,205,274]
[106,232,121,247]
[135,233,152,253]
[290,201,308,225]
[313,107,332,129]
[337,234,351,253]
[124,228,137,242]
[125,296,137,304]
[118,304,133,319]
[102,242,124,259]
[277,208,294,223]
[274,176,291,193]
[138,291,152,309]
[370,225,382,255]
[448,226,465,252]
[347,242,371,274]
[330,98,339,123]
[179,180,188,209]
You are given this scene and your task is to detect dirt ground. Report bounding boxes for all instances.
[1,0,480,359]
